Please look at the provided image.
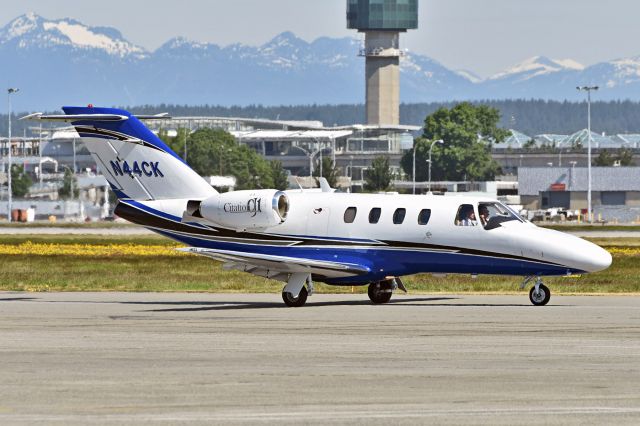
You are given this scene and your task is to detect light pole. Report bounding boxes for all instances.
[412,142,417,194]
[427,139,444,194]
[183,123,188,162]
[577,86,598,222]
[7,88,19,221]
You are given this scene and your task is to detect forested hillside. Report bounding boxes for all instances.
[129,100,640,135]
[4,100,640,137]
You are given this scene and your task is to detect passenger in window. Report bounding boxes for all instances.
[479,205,490,227]
[457,205,477,226]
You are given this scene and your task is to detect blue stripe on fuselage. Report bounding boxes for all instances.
[152,227,582,284]
[124,202,582,282]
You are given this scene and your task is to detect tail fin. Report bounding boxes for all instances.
[59,106,216,201]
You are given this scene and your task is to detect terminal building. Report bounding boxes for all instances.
[142,116,418,190]
[494,129,640,175]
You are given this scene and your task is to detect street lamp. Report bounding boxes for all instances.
[569,161,577,190]
[577,85,599,222]
[7,88,19,221]
[412,143,417,194]
[427,139,444,193]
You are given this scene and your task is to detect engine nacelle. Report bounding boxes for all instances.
[195,189,289,230]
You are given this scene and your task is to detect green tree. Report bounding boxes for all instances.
[157,127,190,159]
[58,168,79,199]
[157,128,169,144]
[185,128,274,190]
[401,103,507,181]
[364,156,394,192]
[313,156,339,188]
[10,165,32,198]
[270,160,290,190]
[594,150,615,166]
[571,138,583,149]
[617,148,635,166]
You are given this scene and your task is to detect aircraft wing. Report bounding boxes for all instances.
[178,247,370,281]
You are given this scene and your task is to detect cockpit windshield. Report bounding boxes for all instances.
[478,202,523,230]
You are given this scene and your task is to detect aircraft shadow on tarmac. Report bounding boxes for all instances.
[113,297,559,312]
[117,297,456,312]
[0,297,40,302]
[0,296,567,311]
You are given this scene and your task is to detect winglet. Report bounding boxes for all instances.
[19,112,42,121]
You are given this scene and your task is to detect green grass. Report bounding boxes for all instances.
[1,234,638,294]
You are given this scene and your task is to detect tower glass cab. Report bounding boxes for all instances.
[347,0,418,31]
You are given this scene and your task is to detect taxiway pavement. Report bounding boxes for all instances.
[1,292,639,424]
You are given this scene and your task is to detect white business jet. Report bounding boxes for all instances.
[24,107,612,307]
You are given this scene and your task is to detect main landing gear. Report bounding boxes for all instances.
[281,275,408,307]
[367,278,407,304]
[282,273,314,307]
[522,276,551,306]
[282,286,308,307]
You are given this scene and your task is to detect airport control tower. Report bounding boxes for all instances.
[347,0,418,125]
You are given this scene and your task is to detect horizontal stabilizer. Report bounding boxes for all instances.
[20,112,170,122]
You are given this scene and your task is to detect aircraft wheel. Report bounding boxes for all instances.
[282,287,308,307]
[368,282,392,304]
[529,283,551,306]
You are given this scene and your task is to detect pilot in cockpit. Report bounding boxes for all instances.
[479,205,490,227]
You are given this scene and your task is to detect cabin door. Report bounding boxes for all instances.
[305,206,331,237]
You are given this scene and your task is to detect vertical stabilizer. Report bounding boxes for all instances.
[61,106,216,201]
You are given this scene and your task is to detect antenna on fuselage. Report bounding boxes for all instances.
[318,177,333,193]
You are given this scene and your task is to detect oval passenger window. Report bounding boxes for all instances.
[344,207,357,223]
[393,208,406,224]
[418,209,431,225]
[369,208,381,224]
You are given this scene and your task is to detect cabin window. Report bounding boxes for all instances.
[478,202,522,230]
[343,207,357,223]
[393,208,406,224]
[418,209,431,225]
[369,208,381,224]
[455,204,477,226]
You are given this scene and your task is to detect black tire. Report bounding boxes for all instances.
[368,282,392,304]
[282,287,308,307]
[529,283,551,306]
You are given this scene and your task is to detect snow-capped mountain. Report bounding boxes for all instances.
[4,13,640,110]
[489,56,584,82]
[0,12,146,58]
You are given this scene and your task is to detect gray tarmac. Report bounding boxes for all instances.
[0,226,153,235]
[1,292,639,425]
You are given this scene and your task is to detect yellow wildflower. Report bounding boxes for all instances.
[0,241,186,257]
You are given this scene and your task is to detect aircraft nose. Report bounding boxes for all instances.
[574,238,612,273]
[584,242,612,272]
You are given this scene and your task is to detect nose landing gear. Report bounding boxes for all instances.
[522,276,551,306]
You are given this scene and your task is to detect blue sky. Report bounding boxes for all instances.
[2,0,640,77]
